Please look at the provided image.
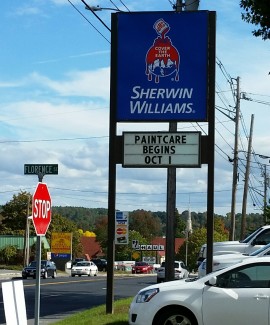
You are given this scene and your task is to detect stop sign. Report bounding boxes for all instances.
[32,183,52,236]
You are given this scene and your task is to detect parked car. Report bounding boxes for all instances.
[22,260,57,279]
[71,261,98,277]
[197,225,270,266]
[91,258,107,271]
[156,260,189,283]
[131,262,154,274]
[198,242,270,277]
[71,257,85,266]
[129,257,270,325]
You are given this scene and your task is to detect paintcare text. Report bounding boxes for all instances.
[123,132,200,167]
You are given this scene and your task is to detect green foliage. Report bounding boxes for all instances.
[0,245,18,264]
[176,217,229,271]
[240,0,270,40]
[129,210,162,240]
[53,206,107,231]
[93,215,108,255]
[0,191,31,235]
[265,206,270,224]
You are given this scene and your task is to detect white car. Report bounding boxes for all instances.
[71,261,98,277]
[156,261,189,283]
[198,242,270,277]
[129,257,270,325]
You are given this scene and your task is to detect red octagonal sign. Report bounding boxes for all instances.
[32,183,52,236]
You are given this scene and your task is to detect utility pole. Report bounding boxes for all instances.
[165,0,183,282]
[241,114,254,240]
[263,165,269,224]
[165,0,200,282]
[230,76,240,241]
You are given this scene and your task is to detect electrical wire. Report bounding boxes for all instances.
[67,0,110,43]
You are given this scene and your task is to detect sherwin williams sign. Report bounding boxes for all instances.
[112,11,210,122]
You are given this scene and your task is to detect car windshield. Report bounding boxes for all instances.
[76,262,89,266]
[240,227,263,243]
[160,262,180,268]
[136,262,147,266]
[28,261,47,267]
[249,242,270,256]
[29,261,37,267]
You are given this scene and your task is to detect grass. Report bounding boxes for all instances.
[53,297,133,325]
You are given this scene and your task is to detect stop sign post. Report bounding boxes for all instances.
[32,182,52,325]
[32,182,52,236]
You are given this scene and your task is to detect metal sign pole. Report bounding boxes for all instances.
[34,235,41,325]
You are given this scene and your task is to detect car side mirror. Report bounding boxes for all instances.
[207,276,217,286]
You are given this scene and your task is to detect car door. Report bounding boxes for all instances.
[202,263,270,325]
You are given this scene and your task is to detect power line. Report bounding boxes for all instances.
[67,0,110,43]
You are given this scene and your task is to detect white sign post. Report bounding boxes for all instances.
[2,280,27,325]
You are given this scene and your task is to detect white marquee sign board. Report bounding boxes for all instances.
[123,132,201,167]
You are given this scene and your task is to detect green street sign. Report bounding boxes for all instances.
[24,164,58,175]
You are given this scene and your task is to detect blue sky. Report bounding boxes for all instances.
[0,0,270,217]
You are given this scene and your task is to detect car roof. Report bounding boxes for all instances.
[202,256,270,277]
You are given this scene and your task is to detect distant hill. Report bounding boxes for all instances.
[52,206,108,231]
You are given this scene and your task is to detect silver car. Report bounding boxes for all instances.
[71,261,98,277]
[198,242,270,277]
[156,260,189,283]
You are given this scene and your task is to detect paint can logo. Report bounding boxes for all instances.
[146,19,180,83]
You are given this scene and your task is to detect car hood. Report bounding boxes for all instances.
[213,253,251,263]
[138,277,204,294]
[213,241,241,246]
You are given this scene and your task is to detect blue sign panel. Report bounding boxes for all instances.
[113,11,210,122]
[51,253,71,259]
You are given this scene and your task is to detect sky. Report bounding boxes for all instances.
[0,0,270,217]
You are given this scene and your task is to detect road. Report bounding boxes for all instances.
[0,273,156,325]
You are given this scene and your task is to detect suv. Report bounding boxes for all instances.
[156,260,189,283]
[22,260,57,279]
[91,258,107,271]
[197,225,270,266]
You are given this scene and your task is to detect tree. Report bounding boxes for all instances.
[240,0,270,40]
[0,245,18,264]
[94,215,108,255]
[176,217,229,271]
[175,210,187,238]
[0,191,31,235]
[129,210,162,240]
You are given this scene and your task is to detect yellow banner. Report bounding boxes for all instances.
[51,232,72,254]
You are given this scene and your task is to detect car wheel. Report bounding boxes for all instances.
[52,271,56,279]
[43,271,48,279]
[22,276,27,279]
[71,274,75,277]
[155,307,197,325]
[157,278,161,284]
[79,274,81,277]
